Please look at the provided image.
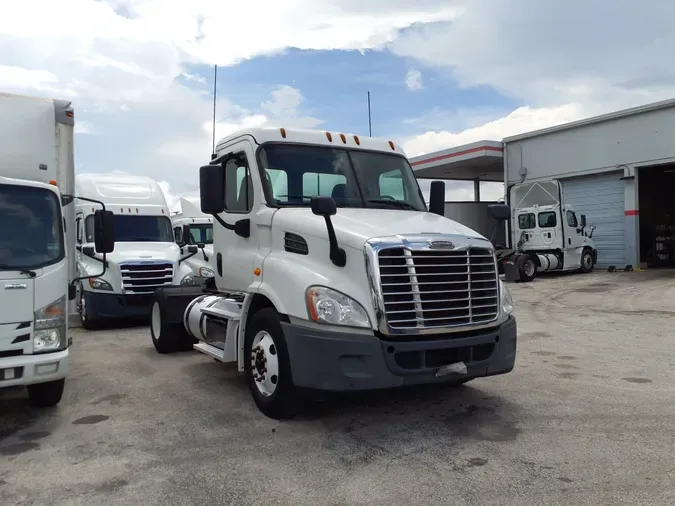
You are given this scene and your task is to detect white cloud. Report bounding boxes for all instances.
[404,68,423,91]
[402,103,585,157]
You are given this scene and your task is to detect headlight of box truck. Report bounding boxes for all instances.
[33,295,67,353]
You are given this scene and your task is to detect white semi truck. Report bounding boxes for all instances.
[74,173,182,328]
[0,93,114,407]
[149,127,518,419]
[171,197,215,286]
[491,180,598,282]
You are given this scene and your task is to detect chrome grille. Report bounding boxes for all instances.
[120,262,173,294]
[377,247,498,331]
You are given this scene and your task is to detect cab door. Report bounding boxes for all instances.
[563,208,584,267]
[212,139,264,293]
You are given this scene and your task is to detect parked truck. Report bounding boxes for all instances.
[489,180,598,282]
[149,127,518,419]
[0,93,113,407]
[171,197,215,287]
[74,173,187,328]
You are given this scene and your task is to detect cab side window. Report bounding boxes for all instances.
[566,210,578,227]
[518,213,536,229]
[174,226,182,244]
[538,211,557,228]
[224,153,252,213]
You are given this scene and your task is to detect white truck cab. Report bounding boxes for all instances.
[74,174,181,328]
[508,180,597,280]
[1,93,114,407]
[172,198,215,286]
[149,127,518,419]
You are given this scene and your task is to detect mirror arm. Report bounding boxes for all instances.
[178,251,198,265]
[211,214,250,238]
[70,252,108,291]
[62,194,107,211]
[323,216,346,267]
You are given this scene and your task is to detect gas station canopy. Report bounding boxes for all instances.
[409,140,504,182]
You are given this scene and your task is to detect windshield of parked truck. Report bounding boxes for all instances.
[258,144,427,211]
[187,224,213,244]
[86,215,173,242]
[0,184,64,270]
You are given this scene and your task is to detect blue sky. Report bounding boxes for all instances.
[2,0,673,207]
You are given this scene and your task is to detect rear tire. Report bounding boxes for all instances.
[517,255,537,282]
[27,379,65,408]
[245,307,299,420]
[580,248,595,273]
[150,293,181,354]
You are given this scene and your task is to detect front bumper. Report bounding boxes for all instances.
[0,349,68,388]
[84,290,153,319]
[283,315,517,391]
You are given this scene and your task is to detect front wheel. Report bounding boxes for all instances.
[27,379,65,408]
[245,308,299,420]
[79,286,99,330]
[580,249,595,273]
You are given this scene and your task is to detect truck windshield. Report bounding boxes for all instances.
[258,144,427,211]
[0,184,64,270]
[85,215,174,243]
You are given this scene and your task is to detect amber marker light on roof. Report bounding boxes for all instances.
[280,128,287,138]
[339,133,346,144]
[388,141,395,150]
[353,135,360,145]
[325,132,333,142]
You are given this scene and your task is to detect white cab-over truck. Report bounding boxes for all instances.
[74,173,187,328]
[0,93,114,406]
[171,197,215,286]
[149,127,517,419]
[491,180,598,282]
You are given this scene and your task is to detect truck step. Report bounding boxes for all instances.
[194,342,226,361]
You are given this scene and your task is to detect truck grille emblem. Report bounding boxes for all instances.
[428,240,455,250]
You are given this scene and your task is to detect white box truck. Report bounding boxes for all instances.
[149,127,518,419]
[0,93,114,407]
[171,197,215,287]
[74,173,188,328]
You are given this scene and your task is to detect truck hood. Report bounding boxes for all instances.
[106,242,180,264]
[273,208,488,250]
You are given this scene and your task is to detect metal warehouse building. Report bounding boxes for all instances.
[411,98,675,269]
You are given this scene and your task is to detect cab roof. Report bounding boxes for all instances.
[215,127,406,157]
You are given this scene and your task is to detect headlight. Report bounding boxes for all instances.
[306,286,371,328]
[34,327,67,353]
[500,280,514,315]
[89,278,112,291]
[181,274,195,285]
[199,267,215,278]
[34,296,66,330]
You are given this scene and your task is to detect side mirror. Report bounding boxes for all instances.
[94,210,115,254]
[488,203,511,221]
[310,196,337,217]
[197,242,205,249]
[181,224,191,244]
[579,214,587,227]
[428,181,445,216]
[82,245,95,256]
[187,245,198,254]
[200,164,225,214]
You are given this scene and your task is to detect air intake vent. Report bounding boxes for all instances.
[284,233,308,255]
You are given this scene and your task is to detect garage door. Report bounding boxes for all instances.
[561,170,625,267]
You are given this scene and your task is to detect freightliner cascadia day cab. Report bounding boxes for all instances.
[171,197,215,286]
[149,128,518,419]
[0,93,114,407]
[74,173,179,329]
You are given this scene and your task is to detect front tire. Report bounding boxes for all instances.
[79,286,99,330]
[580,248,595,273]
[245,307,299,420]
[27,379,65,408]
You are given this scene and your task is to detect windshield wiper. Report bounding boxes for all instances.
[366,199,419,211]
[0,264,37,278]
